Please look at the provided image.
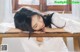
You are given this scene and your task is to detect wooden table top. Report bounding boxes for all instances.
[0,28,80,37]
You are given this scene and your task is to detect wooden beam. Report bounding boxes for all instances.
[47,5,71,11]
[40,0,46,11]
[0,32,80,37]
[12,0,18,12]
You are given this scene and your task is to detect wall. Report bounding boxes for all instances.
[0,0,5,23]
[72,0,80,18]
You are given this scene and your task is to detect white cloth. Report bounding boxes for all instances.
[51,12,80,33]
[0,23,15,33]
[51,12,66,28]
[20,37,68,52]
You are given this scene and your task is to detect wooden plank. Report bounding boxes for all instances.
[79,38,80,48]
[63,37,67,46]
[0,37,2,45]
[0,32,80,37]
[73,37,80,51]
[40,0,46,11]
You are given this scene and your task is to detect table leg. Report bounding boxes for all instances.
[73,37,80,51]
[0,37,2,45]
[63,37,67,46]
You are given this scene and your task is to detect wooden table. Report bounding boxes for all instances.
[0,28,80,51]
